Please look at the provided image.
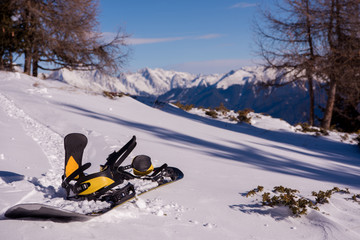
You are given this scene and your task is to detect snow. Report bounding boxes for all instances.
[0,70,360,239]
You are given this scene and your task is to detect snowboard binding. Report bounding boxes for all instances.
[61,133,178,204]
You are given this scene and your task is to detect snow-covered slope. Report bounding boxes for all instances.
[1,71,360,240]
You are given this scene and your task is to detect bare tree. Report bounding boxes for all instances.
[20,0,42,75]
[1,0,129,76]
[0,0,20,70]
[255,0,321,126]
[318,0,360,129]
[36,0,129,75]
[256,0,360,130]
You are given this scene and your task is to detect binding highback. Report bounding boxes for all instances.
[64,133,88,179]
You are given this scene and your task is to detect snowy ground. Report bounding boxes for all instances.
[0,71,360,239]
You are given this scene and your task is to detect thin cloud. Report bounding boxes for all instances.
[127,34,222,45]
[128,37,186,45]
[230,2,257,9]
[102,32,223,46]
[101,32,185,45]
[195,34,223,40]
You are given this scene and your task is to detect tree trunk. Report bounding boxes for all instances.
[322,78,337,129]
[23,2,33,75]
[0,52,4,70]
[308,75,315,126]
[305,0,315,126]
[9,53,13,71]
[32,51,38,77]
[24,50,31,75]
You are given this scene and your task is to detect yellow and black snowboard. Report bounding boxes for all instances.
[4,167,183,222]
[5,133,184,222]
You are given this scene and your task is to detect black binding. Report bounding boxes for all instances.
[62,134,174,204]
[62,136,137,201]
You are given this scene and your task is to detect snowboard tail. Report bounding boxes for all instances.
[4,203,92,222]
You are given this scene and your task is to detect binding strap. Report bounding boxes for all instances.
[73,168,115,196]
[101,136,137,171]
[116,163,169,182]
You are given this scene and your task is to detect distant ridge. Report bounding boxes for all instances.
[48,67,325,124]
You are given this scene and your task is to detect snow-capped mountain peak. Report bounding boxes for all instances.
[49,66,268,96]
[48,66,324,124]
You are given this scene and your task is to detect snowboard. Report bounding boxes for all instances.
[5,167,183,222]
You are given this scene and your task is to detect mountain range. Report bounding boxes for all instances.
[48,67,325,124]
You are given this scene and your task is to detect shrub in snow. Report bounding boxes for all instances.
[295,123,329,136]
[245,185,264,197]
[237,109,253,124]
[215,103,229,115]
[205,109,218,118]
[352,194,360,201]
[173,101,194,111]
[103,91,128,99]
[246,186,356,217]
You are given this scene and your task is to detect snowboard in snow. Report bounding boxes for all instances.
[4,203,93,222]
[4,167,184,222]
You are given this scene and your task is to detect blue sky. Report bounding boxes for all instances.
[99,1,263,74]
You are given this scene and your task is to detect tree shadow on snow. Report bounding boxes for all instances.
[229,203,292,221]
[59,102,360,188]
[0,171,24,184]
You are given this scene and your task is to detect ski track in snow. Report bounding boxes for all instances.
[0,92,127,214]
[0,92,119,213]
[0,92,64,191]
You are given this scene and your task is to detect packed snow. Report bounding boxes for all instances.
[0,70,360,240]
